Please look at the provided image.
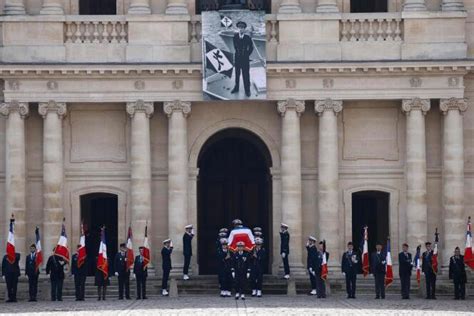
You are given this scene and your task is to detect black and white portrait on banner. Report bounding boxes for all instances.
[202,10,267,100]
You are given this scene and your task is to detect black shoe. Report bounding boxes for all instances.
[375,296,380,299]
[245,91,251,97]
[98,297,101,301]
[381,296,385,299]
[425,296,430,299]
[119,297,123,300]
[136,297,141,300]
[231,87,239,94]
[6,299,13,303]
[432,296,437,300]
[142,296,147,300]
[126,297,131,300]
[58,299,62,301]
[351,296,356,299]
[347,295,351,299]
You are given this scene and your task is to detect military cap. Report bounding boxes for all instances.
[236,21,247,28]
[308,236,317,242]
[253,227,262,232]
[232,219,243,226]
[163,238,171,244]
[218,232,227,237]
[119,243,126,248]
[281,223,289,228]
[219,228,229,233]
[425,241,432,246]
[254,231,263,237]
[185,224,193,229]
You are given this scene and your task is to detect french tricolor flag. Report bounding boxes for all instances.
[126,225,134,271]
[362,226,370,277]
[432,228,439,275]
[77,223,86,268]
[414,245,422,284]
[384,238,393,288]
[464,217,474,270]
[34,226,43,271]
[54,219,70,263]
[228,227,255,252]
[142,224,150,270]
[321,240,328,281]
[6,215,15,264]
[97,226,108,279]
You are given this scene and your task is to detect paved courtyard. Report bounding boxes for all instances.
[0,296,472,316]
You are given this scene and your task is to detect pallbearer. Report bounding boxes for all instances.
[315,241,328,298]
[217,238,232,297]
[134,246,148,299]
[371,243,386,299]
[183,224,194,280]
[232,241,250,300]
[217,229,228,250]
[46,247,67,301]
[114,243,131,300]
[422,241,436,299]
[341,241,359,299]
[398,243,412,299]
[161,239,173,296]
[280,223,290,279]
[71,244,87,301]
[250,237,266,297]
[25,244,40,302]
[306,236,317,296]
[449,247,467,300]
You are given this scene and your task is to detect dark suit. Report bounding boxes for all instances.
[133,255,148,299]
[71,253,87,301]
[114,252,130,299]
[183,233,193,275]
[341,250,360,298]
[306,245,317,291]
[315,251,329,298]
[25,252,40,301]
[217,247,232,292]
[161,247,172,291]
[371,252,386,298]
[46,255,66,301]
[422,250,436,299]
[398,251,412,299]
[232,251,250,294]
[233,33,253,96]
[449,255,467,299]
[250,248,265,291]
[2,253,20,302]
[280,231,290,275]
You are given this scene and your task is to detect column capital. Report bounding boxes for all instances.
[440,98,468,115]
[38,101,67,119]
[314,99,343,116]
[277,99,305,117]
[163,100,191,118]
[126,100,154,118]
[402,98,430,115]
[0,101,29,118]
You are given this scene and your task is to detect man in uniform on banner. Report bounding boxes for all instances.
[341,241,359,299]
[280,223,290,280]
[183,224,194,280]
[231,21,254,97]
[306,236,318,296]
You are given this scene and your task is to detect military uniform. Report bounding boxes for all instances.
[46,254,66,301]
[133,254,148,299]
[250,244,266,297]
[71,253,87,301]
[422,250,436,299]
[95,256,110,301]
[341,249,359,298]
[306,241,317,295]
[161,243,173,295]
[449,254,467,300]
[114,251,131,299]
[25,251,40,301]
[315,250,328,298]
[371,251,386,299]
[232,248,250,299]
[280,226,290,278]
[2,253,20,302]
[217,242,232,297]
[183,227,194,279]
[398,251,413,299]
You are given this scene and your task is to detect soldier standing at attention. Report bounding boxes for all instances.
[232,241,250,300]
[250,237,266,297]
[398,243,413,299]
[341,241,359,299]
[315,241,328,298]
[422,242,436,299]
[2,252,20,302]
[71,244,87,301]
[449,247,467,300]
[25,244,40,302]
[161,239,173,296]
[114,243,131,300]
[217,238,232,297]
[306,236,318,296]
[280,223,290,280]
[46,248,66,301]
[183,224,194,280]
[371,243,386,299]
[133,246,148,300]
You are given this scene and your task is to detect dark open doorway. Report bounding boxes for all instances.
[351,0,388,13]
[197,128,272,275]
[80,193,118,276]
[352,191,389,256]
[80,0,117,15]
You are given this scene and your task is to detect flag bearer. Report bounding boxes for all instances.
[449,247,467,300]
[306,236,318,296]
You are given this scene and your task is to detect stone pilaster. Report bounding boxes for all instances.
[440,98,468,265]
[402,98,430,249]
[0,101,29,263]
[441,0,465,11]
[277,99,305,272]
[316,0,339,13]
[403,0,427,11]
[278,0,302,14]
[128,0,151,14]
[166,0,188,15]
[4,0,26,15]
[315,99,343,265]
[127,101,154,256]
[40,0,64,15]
[38,101,67,257]
[164,100,191,274]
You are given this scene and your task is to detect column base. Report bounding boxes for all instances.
[316,5,339,13]
[278,4,302,14]
[403,4,427,11]
[441,4,465,11]
[128,5,152,14]
[165,5,188,15]
[40,5,64,15]
[4,4,26,15]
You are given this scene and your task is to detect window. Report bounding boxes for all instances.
[350,0,387,13]
[196,0,271,14]
[80,0,117,15]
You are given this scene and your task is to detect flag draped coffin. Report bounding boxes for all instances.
[54,221,70,263]
[6,217,15,264]
[126,226,134,271]
[35,227,43,271]
[97,227,108,279]
[465,217,474,270]
[228,227,255,252]
[362,226,370,277]
[384,239,393,287]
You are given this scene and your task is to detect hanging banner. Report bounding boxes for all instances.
[202,10,267,101]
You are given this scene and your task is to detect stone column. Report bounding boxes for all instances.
[403,0,427,11]
[440,98,468,265]
[40,0,64,15]
[0,101,29,263]
[38,101,66,257]
[127,101,154,255]
[316,0,339,13]
[402,98,430,249]
[441,0,465,11]
[278,0,302,14]
[164,100,191,273]
[128,0,151,14]
[166,0,188,14]
[277,99,305,271]
[4,0,26,15]
[315,99,343,265]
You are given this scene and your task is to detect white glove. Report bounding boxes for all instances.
[115,272,119,277]
[232,272,235,279]
[382,261,386,265]
[309,268,314,275]
[246,273,250,279]
[342,272,346,275]
[132,273,136,279]
[281,253,286,259]
[170,241,174,248]
[2,276,4,281]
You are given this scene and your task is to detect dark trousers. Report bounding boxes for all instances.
[316,274,326,298]
[283,255,290,275]
[234,61,250,94]
[136,276,147,299]
[453,278,465,299]
[118,275,130,299]
[374,273,385,298]
[162,268,170,290]
[219,268,232,291]
[425,272,436,298]
[5,276,18,301]
[50,278,63,301]
[234,273,247,294]
[309,272,317,290]
[251,270,263,291]
[97,285,107,300]
[345,273,356,297]
[74,275,86,300]
[400,274,411,298]
[28,274,39,300]
[183,255,191,275]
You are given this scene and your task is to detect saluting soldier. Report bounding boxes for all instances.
[183,224,194,280]
[371,243,386,299]
[2,252,20,302]
[133,246,148,300]
[280,223,290,280]
[232,241,251,300]
[306,236,318,296]
[161,239,173,296]
[217,238,232,297]
[398,243,413,299]
[46,248,66,301]
[341,241,359,299]
[449,247,467,300]
[114,243,131,300]
[71,244,87,301]
[315,241,328,298]
[422,242,436,299]
[25,244,40,302]
[250,237,266,297]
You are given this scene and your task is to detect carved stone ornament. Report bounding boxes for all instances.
[7,80,20,91]
[314,99,343,116]
[172,80,183,90]
[47,81,59,90]
[0,101,29,118]
[285,79,296,89]
[323,78,334,89]
[38,101,67,119]
[126,100,154,118]
[134,80,145,90]
[163,100,192,118]
[277,98,305,117]
[439,98,468,115]
[448,77,460,87]
[401,98,431,115]
[409,77,422,88]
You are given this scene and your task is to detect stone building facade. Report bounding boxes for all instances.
[0,0,472,276]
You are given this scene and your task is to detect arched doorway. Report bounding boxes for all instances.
[197,128,272,275]
[80,193,118,276]
[352,191,389,255]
